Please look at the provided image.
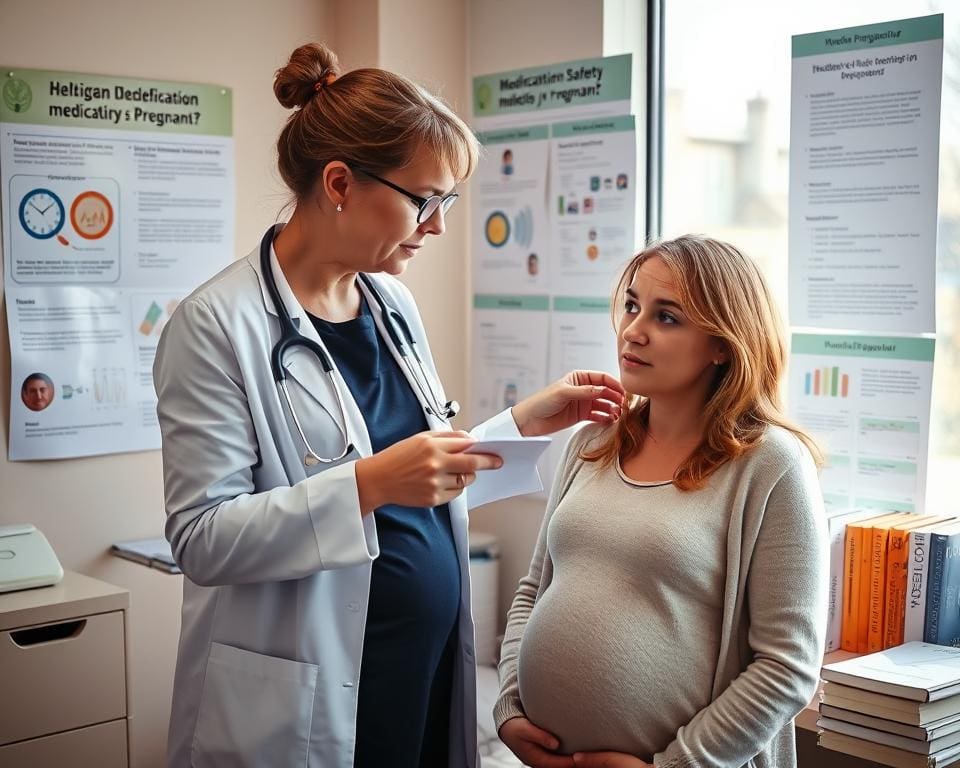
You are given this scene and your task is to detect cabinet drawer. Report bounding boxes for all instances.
[0,610,126,745]
[0,718,127,768]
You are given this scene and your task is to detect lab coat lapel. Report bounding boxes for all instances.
[357,275,448,433]
[249,239,373,458]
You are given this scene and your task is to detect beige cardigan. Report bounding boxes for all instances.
[495,424,828,768]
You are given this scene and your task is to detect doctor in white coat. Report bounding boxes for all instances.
[154,43,624,768]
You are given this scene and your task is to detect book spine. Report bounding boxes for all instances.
[905,530,930,642]
[924,533,949,643]
[857,522,876,652]
[935,534,960,646]
[841,524,862,651]
[883,528,910,648]
[867,527,889,652]
[826,516,847,651]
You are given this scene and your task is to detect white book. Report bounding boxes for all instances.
[819,730,960,768]
[905,529,932,642]
[818,716,960,754]
[822,642,960,702]
[820,703,960,741]
[825,508,884,651]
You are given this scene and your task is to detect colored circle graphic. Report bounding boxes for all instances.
[71,191,114,240]
[484,211,510,248]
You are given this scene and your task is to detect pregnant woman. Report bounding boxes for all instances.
[495,235,828,768]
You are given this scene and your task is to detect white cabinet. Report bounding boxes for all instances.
[0,571,129,767]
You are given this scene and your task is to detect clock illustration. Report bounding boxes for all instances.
[18,188,65,240]
[70,190,114,240]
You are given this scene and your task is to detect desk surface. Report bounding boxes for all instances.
[0,570,128,631]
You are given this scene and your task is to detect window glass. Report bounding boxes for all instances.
[664,1,958,509]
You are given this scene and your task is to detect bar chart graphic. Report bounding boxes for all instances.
[803,366,850,398]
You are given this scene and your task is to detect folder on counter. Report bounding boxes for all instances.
[111,536,180,574]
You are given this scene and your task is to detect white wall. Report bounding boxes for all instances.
[0,2,335,764]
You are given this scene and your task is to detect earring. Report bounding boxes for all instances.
[336,203,342,212]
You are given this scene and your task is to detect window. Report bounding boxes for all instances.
[660,0,958,510]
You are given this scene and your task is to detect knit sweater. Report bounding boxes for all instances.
[494,424,828,768]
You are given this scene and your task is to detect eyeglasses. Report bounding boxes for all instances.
[356,169,459,224]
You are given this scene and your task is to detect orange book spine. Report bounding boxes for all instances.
[841,525,862,651]
[857,523,875,652]
[867,526,890,652]
[883,528,911,648]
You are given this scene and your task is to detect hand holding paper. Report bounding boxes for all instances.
[464,436,551,509]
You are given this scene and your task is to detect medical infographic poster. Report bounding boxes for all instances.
[472,126,551,295]
[470,295,549,426]
[788,333,934,513]
[1,67,234,460]
[549,116,636,297]
[788,15,943,333]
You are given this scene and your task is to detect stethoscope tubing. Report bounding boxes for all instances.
[259,225,456,466]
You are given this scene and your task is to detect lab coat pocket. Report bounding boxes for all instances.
[191,642,319,768]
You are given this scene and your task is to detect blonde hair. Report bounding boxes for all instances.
[582,235,822,489]
[273,43,479,199]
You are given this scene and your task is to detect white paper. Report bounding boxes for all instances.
[788,333,934,513]
[464,436,550,509]
[788,17,943,333]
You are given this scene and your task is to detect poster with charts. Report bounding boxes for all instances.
[549,115,636,297]
[788,14,942,333]
[788,333,934,513]
[1,67,233,460]
[471,126,551,295]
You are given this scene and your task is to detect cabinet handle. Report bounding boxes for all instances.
[10,619,86,647]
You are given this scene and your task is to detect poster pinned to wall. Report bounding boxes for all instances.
[470,55,636,494]
[788,333,934,514]
[1,67,234,460]
[472,126,551,295]
[788,15,943,334]
[549,115,636,297]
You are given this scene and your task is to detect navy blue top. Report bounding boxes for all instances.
[309,294,461,768]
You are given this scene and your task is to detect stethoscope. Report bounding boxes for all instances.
[260,225,460,466]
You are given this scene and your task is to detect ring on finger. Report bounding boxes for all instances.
[456,472,465,488]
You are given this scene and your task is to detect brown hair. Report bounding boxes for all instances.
[273,43,479,199]
[582,235,822,490]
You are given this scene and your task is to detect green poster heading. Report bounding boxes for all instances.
[473,54,631,118]
[791,333,934,362]
[1,68,232,136]
[553,296,611,313]
[792,14,942,58]
[476,125,550,145]
[473,294,549,311]
[551,114,635,138]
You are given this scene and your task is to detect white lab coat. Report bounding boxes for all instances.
[154,236,523,767]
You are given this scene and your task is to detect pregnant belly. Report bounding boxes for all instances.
[517,586,709,757]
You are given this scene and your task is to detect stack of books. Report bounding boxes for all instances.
[818,642,960,767]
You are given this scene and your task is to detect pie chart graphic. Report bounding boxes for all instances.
[484,211,510,248]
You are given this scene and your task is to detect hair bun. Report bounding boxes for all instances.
[274,43,342,109]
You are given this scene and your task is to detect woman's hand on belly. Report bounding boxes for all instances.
[499,717,575,768]
[571,751,652,768]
